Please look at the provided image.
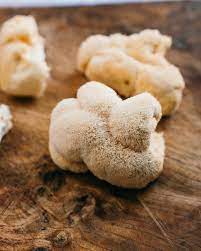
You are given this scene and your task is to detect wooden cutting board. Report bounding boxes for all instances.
[0,2,200,250]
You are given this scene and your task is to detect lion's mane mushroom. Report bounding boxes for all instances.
[0,104,12,142]
[49,81,165,189]
[77,29,185,116]
[0,15,49,97]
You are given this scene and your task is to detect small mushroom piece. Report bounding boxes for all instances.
[49,81,165,189]
[0,15,49,97]
[0,104,12,142]
[77,30,185,115]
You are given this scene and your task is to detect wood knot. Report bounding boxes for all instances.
[64,192,96,226]
[35,185,52,198]
[53,231,71,248]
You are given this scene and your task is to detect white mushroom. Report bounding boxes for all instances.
[0,15,49,97]
[49,81,165,189]
[77,30,185,115]
[0,104,12,142]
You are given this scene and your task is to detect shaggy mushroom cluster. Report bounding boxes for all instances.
[49,81,165,188]
[0,15,49,97]
[77,29,185,115]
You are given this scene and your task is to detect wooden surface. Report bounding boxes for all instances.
[0,1,201,250]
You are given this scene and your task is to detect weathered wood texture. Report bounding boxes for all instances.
[0,2,200,250]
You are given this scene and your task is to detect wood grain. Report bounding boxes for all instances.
[0,1,200,250]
